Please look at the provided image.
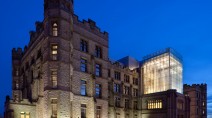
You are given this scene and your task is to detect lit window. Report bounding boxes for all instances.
[95,46,102,58]
[96,106,101,118]
[114,84,121,93]
[124,86,130,95]
[51,70,58,88]
[20,112,30,118]
[95,84,102,98]
[80,58,87,72]
[81,80,87,96]
[15,69,19,76]
[133,88,138,97]
[114,71,121,80]
[115,97,121,107]
[51,44,58,61]
[147,100,162,109]
[80,40,88,52]
[95,64,101,77]
[51,99,57,118]
[52,23,58,36]
[81,104,86,118]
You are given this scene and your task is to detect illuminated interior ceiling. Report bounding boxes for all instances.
[142,48,183,94]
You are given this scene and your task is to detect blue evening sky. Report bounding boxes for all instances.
[0,0,212,116]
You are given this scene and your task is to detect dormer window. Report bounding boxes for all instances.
[52,23,58,36]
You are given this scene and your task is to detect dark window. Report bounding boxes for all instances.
[37,49,41,59]
[95,64,101,77]
[96,106,101,118]
[133,78,138,85]
[114,71,121,80]
[124,75,130,83]
[114,84,121,93]
[81,80,87,96]
[80,40,88,52]
[95,46,102,58]
[108,69,111,77]
[80,58,87,72]
[115,97,121,107]
[51,44,58,61]
[81,104,86,118]
[125,99,130,109]
[134,101,138,110]
[95,84,102,98]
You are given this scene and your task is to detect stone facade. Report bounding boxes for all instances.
[184,84,207,118]
[4,0,207,118]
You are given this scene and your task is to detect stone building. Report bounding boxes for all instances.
[4,0,207,118]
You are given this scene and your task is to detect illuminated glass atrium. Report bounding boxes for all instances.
[142,48,183,94]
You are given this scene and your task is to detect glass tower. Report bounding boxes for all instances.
[142,48,183,94]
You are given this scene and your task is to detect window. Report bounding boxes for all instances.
[134,114,138,118]
[196,108,199,115]
[124,86,130,95]
[95,46,102,58]
[95,64,102,77]
[96,106,101,118]
[80,40,88,52]
[51,70,58,88]
[81,104,86,118]
[116,113,120,118]
[133,88,138,97]
[37,49,41,59]
[133,78,138,85]
[115,97,121,107]
[114,71,121,80]
[126,114,130,118]
[81,80,87,96]
[125,99,130,109]
[80,58,87,72]
[52,23,58,36]
[15,81,19,89]
[14,68,19,76]
[124,75,130,83]
[114,84,121,93]
[95,84,102,98]
[51,99,57,118]
[134,101,138,110]
[20,112,30,118]
[51,44,58,61]
[177,101,183,110]
[108,69,111,77]
[147,100,162,109]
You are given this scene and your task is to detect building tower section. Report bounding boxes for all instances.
[142,48,183,94]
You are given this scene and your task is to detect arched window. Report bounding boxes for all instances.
[52,23,58,36]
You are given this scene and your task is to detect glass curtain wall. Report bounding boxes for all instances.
[143,50,183,94]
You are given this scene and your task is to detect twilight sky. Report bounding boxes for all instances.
[0,0,212,116]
